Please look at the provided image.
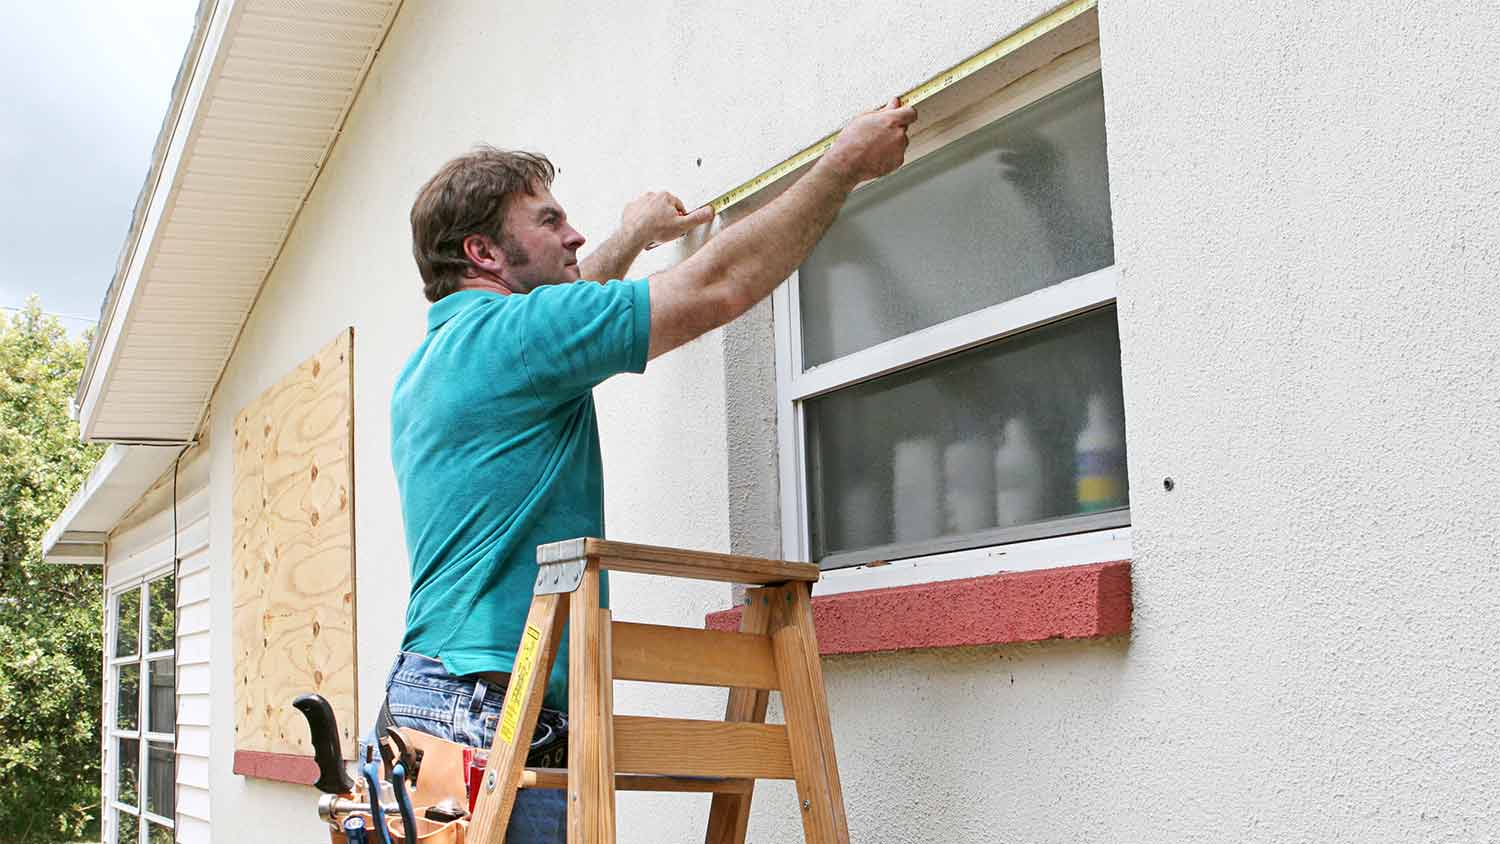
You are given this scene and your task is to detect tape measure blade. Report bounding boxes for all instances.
[709,131,839,214]
[706,0,1096,214]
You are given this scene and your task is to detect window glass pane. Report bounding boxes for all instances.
[148,576,175,653]
[146,742,175,819]
[115,587,141,657]
[148,821,173,843]
[148,656,175,734]
[117,664,140,731]
[116,809,139,844]
[118,738,140,806]
[799,73,1114,367]
[805,307,1127,564]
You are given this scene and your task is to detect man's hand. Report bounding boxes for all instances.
[622,191,714,249]
[578,191,712,280]
[823,97,918,185]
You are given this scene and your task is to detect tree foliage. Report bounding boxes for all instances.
[0,298,106,842]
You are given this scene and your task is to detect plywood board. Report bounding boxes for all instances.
[232,328,358,759]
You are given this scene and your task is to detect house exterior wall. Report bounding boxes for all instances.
[183,0,1498,841]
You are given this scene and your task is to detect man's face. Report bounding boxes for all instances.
[498,188,586,292]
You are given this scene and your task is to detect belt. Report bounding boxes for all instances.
[465,671,512,687]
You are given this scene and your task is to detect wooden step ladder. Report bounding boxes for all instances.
[467,538,848,844]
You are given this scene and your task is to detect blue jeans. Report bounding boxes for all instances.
[371,651,567,844]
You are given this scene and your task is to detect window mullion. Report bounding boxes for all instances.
[138,582,150,844]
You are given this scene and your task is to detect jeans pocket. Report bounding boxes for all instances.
[386,683,462,742]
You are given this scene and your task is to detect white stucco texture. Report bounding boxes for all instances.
[196,0,1498,841]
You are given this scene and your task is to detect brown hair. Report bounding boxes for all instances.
[410,147,556,302]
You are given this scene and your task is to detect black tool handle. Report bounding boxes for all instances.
[292,693,355,794]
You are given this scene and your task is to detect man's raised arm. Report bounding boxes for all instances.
[647,98,917,360]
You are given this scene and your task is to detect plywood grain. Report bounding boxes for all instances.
[232,328,358,759]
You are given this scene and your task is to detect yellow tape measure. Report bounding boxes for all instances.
[704,0,1097,215]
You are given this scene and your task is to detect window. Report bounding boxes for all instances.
[108,572,175,844]
[775,43,1128,572]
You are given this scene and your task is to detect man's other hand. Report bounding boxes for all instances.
[824,97,918,184]
[623,191,714,248]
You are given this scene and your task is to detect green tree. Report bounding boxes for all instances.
[0,297,106,842]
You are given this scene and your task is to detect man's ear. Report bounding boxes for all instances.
[462,233,503,278]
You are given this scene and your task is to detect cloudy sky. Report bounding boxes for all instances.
[1,1,199,332]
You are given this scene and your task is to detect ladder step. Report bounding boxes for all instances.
[520,768,754,794]
[612,621,779,690]
[613,715,795,780]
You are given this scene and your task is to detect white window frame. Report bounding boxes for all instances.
[771,42,1131,593]
[105,568,176,844]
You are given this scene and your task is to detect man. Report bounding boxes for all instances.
[380,98,916,841]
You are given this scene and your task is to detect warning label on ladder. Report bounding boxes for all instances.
[499,625,542,744]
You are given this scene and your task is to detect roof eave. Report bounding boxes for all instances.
[40,444,185,565]
[74,0,222,440]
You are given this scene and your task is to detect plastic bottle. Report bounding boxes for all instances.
[994,416,1044,526]
[1075,394,1126,511]
[838,475,886,550]
[943,436,995,534]
[893,436,941,543]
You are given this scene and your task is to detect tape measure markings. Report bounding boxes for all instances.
[704,0,1097,214]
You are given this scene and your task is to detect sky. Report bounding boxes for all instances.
[0,1,200,334]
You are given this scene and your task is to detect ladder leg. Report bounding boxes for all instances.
[771,583,849,844]
[704,588,775,844]
[469,592,569,843]
[568,562,616,844]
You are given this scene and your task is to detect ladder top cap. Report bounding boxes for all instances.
[537,537,821,584]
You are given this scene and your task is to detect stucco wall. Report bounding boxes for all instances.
[198,0,1499,841]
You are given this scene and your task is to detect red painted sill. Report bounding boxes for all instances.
[234,750,320,785]
[706,561,1131,653]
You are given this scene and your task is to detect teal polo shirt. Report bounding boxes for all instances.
[390,279,651,708]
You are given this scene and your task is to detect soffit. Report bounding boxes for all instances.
[77,0,401,442]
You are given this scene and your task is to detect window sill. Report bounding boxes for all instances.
[705,560,1130,654]
[233,750,320,785]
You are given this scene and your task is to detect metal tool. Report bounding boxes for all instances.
[360,750,395,844]
[318,794,400,823]
[384,727,423,786]
[292,693,355,794]
[389,761,420,843]
[423,798,467,823]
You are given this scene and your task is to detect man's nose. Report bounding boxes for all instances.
[563,225,585,250]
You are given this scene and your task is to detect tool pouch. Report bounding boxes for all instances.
[372,710,568,811]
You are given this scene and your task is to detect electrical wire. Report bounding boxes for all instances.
[170,444,188,843]
[0,304,98,324]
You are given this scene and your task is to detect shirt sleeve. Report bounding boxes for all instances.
[516,279,651,398]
